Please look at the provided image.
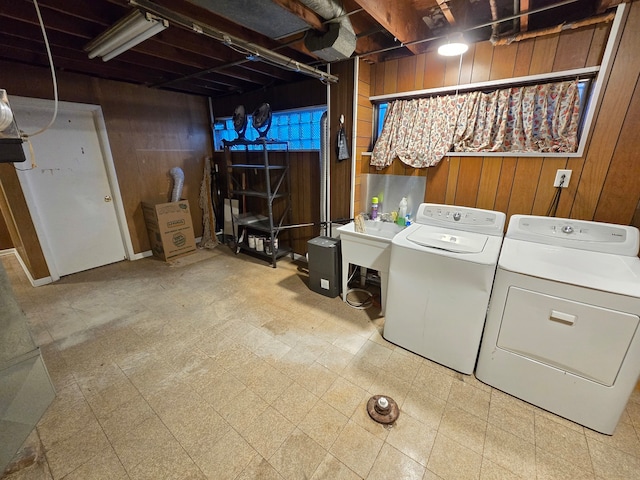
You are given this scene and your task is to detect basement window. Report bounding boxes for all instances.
[372,73,595,159]
[214,106,326,151]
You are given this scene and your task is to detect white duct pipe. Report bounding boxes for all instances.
[299,0,356,61]
[299,0,355,35]
[169,166,184,202]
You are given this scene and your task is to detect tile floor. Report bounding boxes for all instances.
[2,248,640,480]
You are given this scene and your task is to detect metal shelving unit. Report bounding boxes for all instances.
[223,138,294,267]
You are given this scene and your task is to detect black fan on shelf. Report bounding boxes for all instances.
[232,105,248,139]
[252,103,272,139]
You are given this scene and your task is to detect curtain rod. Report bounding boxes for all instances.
[369,66,600,103]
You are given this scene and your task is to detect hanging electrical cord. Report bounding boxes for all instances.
[546,174,565,216]
[23,0,58,137]
[14,0,59,172]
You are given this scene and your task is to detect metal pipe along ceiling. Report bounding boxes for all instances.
[128,0,338,83]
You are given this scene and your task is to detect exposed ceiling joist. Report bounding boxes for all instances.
[520,0,530,32]
[436,0,457,25]
[353,0,432,54]
[0,0,611,97]
[130,0,338,82]
[596,0,627,13]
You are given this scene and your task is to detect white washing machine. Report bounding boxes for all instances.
[476,215,640,434]
[383,203,506,374]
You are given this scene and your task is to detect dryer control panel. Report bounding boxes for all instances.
[507,215,640,256]
[415,204,506,236]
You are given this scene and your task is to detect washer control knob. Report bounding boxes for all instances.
[561,225,574,234]
[453,212,461,221]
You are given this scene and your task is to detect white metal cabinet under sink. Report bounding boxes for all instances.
[337,220,404,314]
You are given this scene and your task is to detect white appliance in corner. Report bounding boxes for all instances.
[0,263,55,472]
[383,203,506,374]
[476,215,640,434]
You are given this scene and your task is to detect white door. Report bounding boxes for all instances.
[12,99,127,277]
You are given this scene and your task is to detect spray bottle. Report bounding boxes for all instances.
[398,197,407,226]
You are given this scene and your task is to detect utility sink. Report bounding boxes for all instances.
[337,220,405,313]
[343,220,404,240]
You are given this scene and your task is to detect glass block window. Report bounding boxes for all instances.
[214,106,326,151]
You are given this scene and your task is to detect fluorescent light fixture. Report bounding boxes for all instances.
[84,10,168,62]
[437,33,469,57]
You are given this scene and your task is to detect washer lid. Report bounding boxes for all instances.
[406,228,488,253]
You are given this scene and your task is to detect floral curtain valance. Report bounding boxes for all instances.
[371,80,581,169]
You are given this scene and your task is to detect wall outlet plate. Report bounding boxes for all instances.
[554,169,572,188]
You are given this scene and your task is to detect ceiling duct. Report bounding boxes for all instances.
[187,0,309,39]
[300,0,356,62]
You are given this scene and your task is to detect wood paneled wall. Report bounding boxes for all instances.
[329,59,356,224]
[0,61,212,279]
[355,9,640,227]
[0,164,48,278]
[0,207,11,249]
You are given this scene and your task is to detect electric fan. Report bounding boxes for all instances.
[252,103,272,139]
[232,105,248,139]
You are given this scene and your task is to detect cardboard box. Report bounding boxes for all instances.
[142,200,197,261]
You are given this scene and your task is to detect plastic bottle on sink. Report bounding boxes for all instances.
[371,197,379,220]
[398,197,407,226]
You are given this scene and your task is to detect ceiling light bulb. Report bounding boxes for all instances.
[438,41,469,57]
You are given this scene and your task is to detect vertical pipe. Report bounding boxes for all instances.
[350,59,359,220]
[320,112,329,236]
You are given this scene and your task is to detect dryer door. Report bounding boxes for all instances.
[496,287,640,386]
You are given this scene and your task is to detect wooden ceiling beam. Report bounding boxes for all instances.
[0,36,169,86]
[0,22,263,93]
[352,0,432,54]
[596,0,627,13]
[436,0,456,25]
[3,1,99,39]
[24,0,122,27]
[344,0,397,59]
[2,5,300,87]
[520,0,530,32]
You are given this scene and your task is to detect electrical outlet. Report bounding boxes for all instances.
[554,169,572,188]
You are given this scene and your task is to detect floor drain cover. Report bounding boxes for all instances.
[367,395,399,424]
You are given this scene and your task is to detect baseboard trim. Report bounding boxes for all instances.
[129,250,153,261]
[0,249,53,287]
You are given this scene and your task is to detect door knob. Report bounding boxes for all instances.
[104,195,112,202]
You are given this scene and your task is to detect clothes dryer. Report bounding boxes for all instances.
[476,215,640,434]
[383,203,506,374]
